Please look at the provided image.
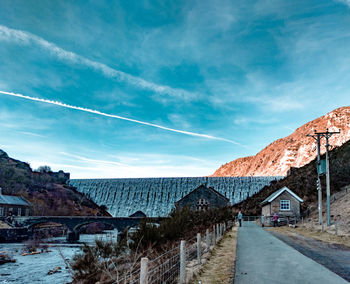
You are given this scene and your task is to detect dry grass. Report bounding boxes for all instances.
[0,221,11,228]
[306,186,350,236]
[267,225,350,248]
[191,227,238,284]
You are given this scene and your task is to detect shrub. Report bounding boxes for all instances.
[70,206,234,283]
[130,206,233,250]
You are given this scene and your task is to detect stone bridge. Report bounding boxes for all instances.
[14,216,162,242]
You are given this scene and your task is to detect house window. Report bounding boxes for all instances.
[196,198,209,211]
[17,208,22,216]
[280,200,290,211]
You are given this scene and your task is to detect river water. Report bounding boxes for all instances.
[0,230,118,283]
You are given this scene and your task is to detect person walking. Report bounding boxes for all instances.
[238,210,243,227]
[273,212,279,227]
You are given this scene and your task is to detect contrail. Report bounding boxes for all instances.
[0,25,197,101]
[0,90,240,145]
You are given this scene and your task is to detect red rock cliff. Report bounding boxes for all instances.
[212,106,350,177]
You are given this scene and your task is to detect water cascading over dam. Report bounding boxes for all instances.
[68,176,281,217]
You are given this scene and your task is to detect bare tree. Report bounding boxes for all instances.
[36,165,52,173]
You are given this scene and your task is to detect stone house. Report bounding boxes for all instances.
[0,188,32,217]
[175,184,230,211]
[261,186,303,222]
[129,210,147,218]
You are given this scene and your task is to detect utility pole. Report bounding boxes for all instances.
[307,129,340,226]
[307,132,323,225]
[323,129,340,226]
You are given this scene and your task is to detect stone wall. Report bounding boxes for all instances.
[261,204,271,216]
[0,227,28,242]
[270,191,300,216]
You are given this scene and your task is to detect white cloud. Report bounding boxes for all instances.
[27,150,217,179]
[0,90,240,145]
[233,117,277,126]
[16,131,46,138]
[167,113,192,129]
[0,108,54,131]
[59,152,128,167]
[60,154,216,179]
[247,95,304,112]
[336,0,350,7]
[0,24,198,101]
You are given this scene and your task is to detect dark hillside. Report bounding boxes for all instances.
[0,149,108,216]
[235,140,350,215]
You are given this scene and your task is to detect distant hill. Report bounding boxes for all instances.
[212,106,350,177]
[235,139,350,216]
[0,149,108,216]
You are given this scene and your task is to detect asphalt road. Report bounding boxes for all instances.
[234,222,349,284]
[270,230,350,282]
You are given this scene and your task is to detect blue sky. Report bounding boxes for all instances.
[0,0,350,178]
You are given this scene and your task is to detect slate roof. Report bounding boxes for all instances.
[175,184,230,205]
[261,186,303,205]
[0,194,32,206]
[129,210,147,217]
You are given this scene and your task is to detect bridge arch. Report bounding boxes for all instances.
[73,220,120,234]
[15,216,162,242]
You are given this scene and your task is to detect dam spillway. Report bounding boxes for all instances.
[68,176,281,217]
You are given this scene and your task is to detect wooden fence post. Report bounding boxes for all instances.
[180,240,186,284]
[213,225,216,244]
[197,233,201,265]
[140,257,149,284]
[205,229,210,252]
[335,222,338,235]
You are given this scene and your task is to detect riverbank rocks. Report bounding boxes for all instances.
[48,266,62,275]
[0,253,16,265]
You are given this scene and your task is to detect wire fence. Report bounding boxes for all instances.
[113,268,140,284]
[148,251,180,284]
[113,221,231,284]
[241,215,260,222]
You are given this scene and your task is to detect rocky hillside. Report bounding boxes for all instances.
[213,106,350,177]
[308,185,350,235]
[235,139,350,216]
[0,149,108,216]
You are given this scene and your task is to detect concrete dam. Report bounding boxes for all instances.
[68,176,281,217]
